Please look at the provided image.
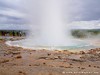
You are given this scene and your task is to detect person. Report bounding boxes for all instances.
[6,32,9,37]
[19,31,22,37]
[12,31,15,37]
[1,31,4,36]
[17,31,19,36]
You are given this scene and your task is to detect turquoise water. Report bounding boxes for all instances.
[31,45,97,50]
[6,39,98,50]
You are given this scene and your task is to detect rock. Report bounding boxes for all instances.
[43,62,46,65]
[87,48,100,54]
[0,59,9,63]
[80,51,85,54]
[65,66,73,68]
[19,71,26,75]
[54,56,59,59]
[81,68,85,70]
[70,63,73,66]
[94,66,96,68]
[47,53,51,56]
[15,55,22,59]
[34,64,40,66]
[19,71,23,73]
[58,56,61,59]
[12,51,20,55]
[63,50,68,52]
[78,67,80,69]
[89,65,91,67]
[38,57,47,59]
[97,66,100,68]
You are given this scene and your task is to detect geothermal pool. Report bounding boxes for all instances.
[6,38,98,50]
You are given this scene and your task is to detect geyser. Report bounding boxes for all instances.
[6,0,88,49]
[28,0,73,46]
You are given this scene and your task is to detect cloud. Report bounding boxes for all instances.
[0,24,29,30]
[0,0,21,7]
[0,9,26,24]
[0,13,27,24]
[0,0,100,29]
[79,0,100,21]
[61,0,100,29]
[0,8,25,18]
[69,20,100,29]
[0,0,26,24]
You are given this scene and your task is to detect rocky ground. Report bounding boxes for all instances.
[0,39,100,75]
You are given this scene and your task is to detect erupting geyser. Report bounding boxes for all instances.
[6,0,86,49]
[28,0,73,46]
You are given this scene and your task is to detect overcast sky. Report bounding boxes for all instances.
[0,0,100,29]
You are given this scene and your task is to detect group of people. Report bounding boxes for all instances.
[0,31,26,37]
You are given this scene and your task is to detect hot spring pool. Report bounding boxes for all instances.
[6,39,98,50]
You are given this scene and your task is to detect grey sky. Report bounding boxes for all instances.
[0,0,100,29]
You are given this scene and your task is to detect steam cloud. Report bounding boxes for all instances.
[6,0,100,49]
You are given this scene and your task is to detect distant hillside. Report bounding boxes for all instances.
[71,29,100,38]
